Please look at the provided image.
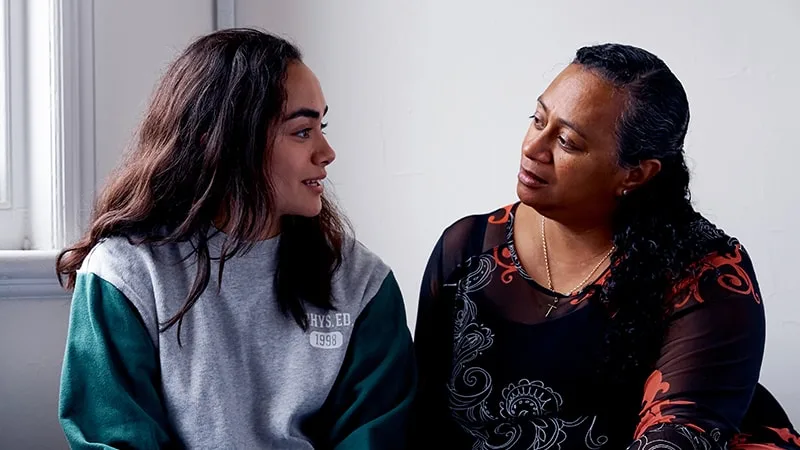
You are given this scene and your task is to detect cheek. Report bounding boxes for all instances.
[554,153,585,179]
[267,155,288,189]
[557,154,621,190]
[269,146,303,182]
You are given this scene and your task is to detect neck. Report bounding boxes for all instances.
[517,203,614,264]
[213,210,281,241]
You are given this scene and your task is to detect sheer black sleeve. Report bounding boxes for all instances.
[628,244,799,449]
[410,214,491,445]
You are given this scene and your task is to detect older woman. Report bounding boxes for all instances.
[413,43,798,449]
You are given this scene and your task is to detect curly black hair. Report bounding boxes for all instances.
[574,44,729,388]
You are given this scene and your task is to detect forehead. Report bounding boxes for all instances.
[284,62,326,112]
[540,64,626,138]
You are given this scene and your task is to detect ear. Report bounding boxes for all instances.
[617,159,661,196]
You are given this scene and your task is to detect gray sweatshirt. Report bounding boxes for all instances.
[58,232,416,449]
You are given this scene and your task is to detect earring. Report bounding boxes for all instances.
[621,189,629,196]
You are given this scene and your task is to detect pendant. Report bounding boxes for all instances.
[545,298,559,317]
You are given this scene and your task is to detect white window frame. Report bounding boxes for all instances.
[52,0,96,252]
[0,0,11,210]
[0,0,95,299]
[215,0,236,30]
[0,0,28,251]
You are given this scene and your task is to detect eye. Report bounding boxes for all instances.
[557,135,575,150]
[529,113,545,130]
[294,122,328,139]
[294,128,312,139]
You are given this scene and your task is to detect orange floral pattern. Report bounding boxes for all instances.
[492,246,517,284]
[768,428,800,446]
[634,370,698,439]
[673,244,761,310]
[488,204,513,225]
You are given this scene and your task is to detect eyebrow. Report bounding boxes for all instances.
[283,105,329,121]
[537,97,588,140]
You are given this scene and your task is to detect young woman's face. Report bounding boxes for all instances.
[270,62,335,218]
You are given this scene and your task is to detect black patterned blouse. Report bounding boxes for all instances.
[412,202,799,449]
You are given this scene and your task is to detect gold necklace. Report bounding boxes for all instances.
[541,217,614,317]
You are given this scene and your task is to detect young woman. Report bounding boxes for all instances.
[57,28,415,449]
[413,43,799,449]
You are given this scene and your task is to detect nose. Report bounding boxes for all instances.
[521,129,553,165]
[314,137,336,167]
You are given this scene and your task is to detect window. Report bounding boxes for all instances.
[0,0,94,252]
[0,0,26,250]
[0,0,95,298]
[0,0,9,210]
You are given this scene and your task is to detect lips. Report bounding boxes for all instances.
[302,176,326,194]
[302,174,326,186]
[518,166,549,187]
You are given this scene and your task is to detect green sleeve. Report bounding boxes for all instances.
[58,272,174,449]
[313,271,418,450]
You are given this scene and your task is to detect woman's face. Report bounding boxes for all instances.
[517,64,636,223]
[270,62,336,219]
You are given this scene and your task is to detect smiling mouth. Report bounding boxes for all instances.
[303,179,323,186]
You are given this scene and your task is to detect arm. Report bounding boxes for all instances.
[410,236,455,440]
[59,272,174,449]
[410,215,489,445]
[627,245,765,449]
[319,272,417,450]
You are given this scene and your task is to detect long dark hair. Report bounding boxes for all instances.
[574,44,727,386]
[56,28,347,343]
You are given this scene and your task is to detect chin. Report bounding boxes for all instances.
[516,183,563,216]
[516,182,544,208]
[292,200,323,218]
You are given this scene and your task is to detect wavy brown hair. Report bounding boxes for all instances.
[56,28,347,343]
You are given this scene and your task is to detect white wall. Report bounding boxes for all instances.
[237,0,800,422]
[0,296,71,449]
[2,2,797,448]
[0,1,214,448]
[93,0,215,190]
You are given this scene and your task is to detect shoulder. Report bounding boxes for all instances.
[333,235,395,312]
[338,235,390,278]
[440,203,514,243]
[80,236,156,288]
[431,203,517,276]
[671,235,762,313]
[76,235,176,345]
[79,234,189,312]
